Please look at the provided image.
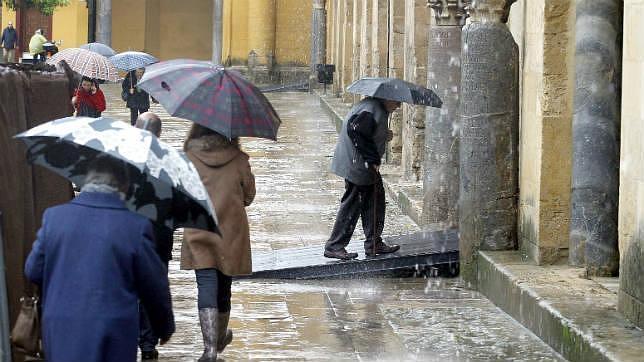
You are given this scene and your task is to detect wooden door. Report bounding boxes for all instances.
[18,7,53,52]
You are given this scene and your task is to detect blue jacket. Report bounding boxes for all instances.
[25,192,175,362]
[1,27,17,49]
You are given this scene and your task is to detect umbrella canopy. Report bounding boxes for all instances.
[138,59,281,140]
[347,78,443,108]
[80,42,116,57]
[46,48,120,82]
[110,51,159,72]
[14,116,219,233]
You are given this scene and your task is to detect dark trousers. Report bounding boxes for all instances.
[195,268,233,312]
[326,174,386,253]
[130,107,149,125]
[139,260,168,353]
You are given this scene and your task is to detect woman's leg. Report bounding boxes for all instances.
[130,108,138,126]
[215,269,233,352]
[195,269,219,361]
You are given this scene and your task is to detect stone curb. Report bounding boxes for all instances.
[478,251,644,362]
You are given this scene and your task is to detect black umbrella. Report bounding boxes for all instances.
[347,77,443,108]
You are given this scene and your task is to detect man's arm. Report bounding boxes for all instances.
[347,111,382,168]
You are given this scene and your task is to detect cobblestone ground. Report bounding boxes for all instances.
[101,85,564,361]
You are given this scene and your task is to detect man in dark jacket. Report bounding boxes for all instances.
[134,111,175,360]
[325,97,402,260]
[1,21,18,63]
[123,68,155,125]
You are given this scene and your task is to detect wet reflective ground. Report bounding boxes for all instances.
[102,86,563,361]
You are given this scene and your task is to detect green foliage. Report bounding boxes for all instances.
[2,0,71,16]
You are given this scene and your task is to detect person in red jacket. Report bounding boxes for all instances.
[72,77,106,118]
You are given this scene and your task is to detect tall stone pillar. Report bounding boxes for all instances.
[386,0,405,164]
[348,0,361,103]
[96,0,112,46]
[311,0,327,69]
[359,0,372,78]
[213,0,224,64]
[423,0,467,228]
[248,0,276,68]
[341,0,355,102]
[459,0,519,286]
[569,0,622,276]
[371,0,389,77]
[310,0,327,89]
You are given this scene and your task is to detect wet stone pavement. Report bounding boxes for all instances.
[101,85,564,361]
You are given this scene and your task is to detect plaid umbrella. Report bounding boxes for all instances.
[46,48,120,82]
[80,42,116,57]
[14,116,219,233]
[137,59,281,140]
[110,51,159,72]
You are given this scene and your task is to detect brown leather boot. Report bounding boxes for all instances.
[365,242,400,257]
[324,248,359,260]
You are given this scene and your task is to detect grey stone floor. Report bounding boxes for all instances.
[100,86,564,361]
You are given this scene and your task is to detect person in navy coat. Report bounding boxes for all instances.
[25,156,175,362]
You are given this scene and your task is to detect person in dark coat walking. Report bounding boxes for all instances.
[123,68,155,125]
[134,111,175,360]
[24,156,175,362]
[1,21,18,63]
[324,97,402,260]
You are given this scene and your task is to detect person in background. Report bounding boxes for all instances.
[181,124,256,362]
[72,77,106,118]
[1,21,18,63]
[324,96,401,260]
[123,68,155,125]
[28,29,47,63]
[134,111,174,360]
[24,155,175,362]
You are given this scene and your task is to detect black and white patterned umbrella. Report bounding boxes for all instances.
[110,51,159,72]
[14,116,219,233]
[80,42,116,57]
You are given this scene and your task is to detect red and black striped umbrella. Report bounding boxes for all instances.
[47,47,120,82]
[138,59,281,140]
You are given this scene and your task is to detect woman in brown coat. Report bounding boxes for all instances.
[181,124,255,362]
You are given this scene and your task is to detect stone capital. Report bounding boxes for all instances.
[466,0,516,24]
[427,0,469,26]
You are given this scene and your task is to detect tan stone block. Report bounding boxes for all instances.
[623,3,644,62]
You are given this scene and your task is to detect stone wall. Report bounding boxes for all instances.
[509,0,575,265]
[619,0,644,329]
[387,0,405,164]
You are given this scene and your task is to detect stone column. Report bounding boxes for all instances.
[341,0,355,102]
[213,0,224,64]
[569,0,622,276]
[423,0,467,228]
[348,0,361,103]
[371,0,389,77]
[618,0,643,330]
[248,0,276,68]
[459,0,519,286]
[359,0,372,78]
[387,0,405,165]
[96,0,112,46]
[310,0,327,88]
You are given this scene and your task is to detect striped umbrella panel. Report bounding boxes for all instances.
[47,48,120,82]
[110,51,159,72]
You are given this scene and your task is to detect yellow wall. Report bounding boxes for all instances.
[275,0,311,65]
[222,0,249,64]
[112,0,146,53]
[1,6,16,31]
[158,0,212,60]
[52,0,88,50]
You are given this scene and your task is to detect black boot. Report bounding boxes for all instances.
[216,312,233,353]
[198,308,218,362]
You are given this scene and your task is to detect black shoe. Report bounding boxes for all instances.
[365,242,400,257]
[141,349,159,360]
[324,248,359,260]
